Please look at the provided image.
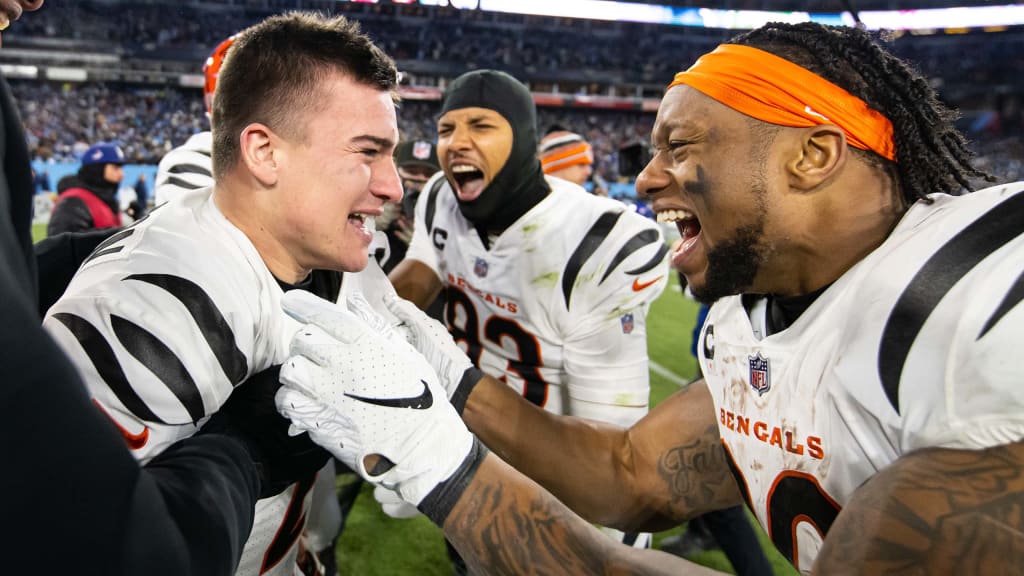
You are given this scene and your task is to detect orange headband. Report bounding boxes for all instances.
[668,44,895,162]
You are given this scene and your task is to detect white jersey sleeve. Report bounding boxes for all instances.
[43,189,287,463]
[154,131,214,207]
[43,189,307,576]
[561,206,669,422]
[403,171,446,274]
[833,183,1024,454]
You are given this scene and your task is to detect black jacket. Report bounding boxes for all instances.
[1,75,260,575]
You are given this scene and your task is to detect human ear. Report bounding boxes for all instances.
[239,123,278,187]
[787,125,846,191]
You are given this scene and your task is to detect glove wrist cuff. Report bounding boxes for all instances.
[418,437,488,526]
[451,367,484,415]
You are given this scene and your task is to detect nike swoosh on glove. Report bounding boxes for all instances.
[383,295,484,414]
[276,290,486,525]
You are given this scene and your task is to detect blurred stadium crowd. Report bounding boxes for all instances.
[5,0,1023,187]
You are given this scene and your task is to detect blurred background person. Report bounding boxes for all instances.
[152,35,234,206]
[376,138,440,273]
[47,142,125,236]
[538,128,608,196]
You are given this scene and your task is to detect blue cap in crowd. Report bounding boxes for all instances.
[81,143,126,166]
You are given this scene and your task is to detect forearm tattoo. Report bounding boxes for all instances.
[447,477,613,576]
[656,423,737,518]
[817,443,1024,575]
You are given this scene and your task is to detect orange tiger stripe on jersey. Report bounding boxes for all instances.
[668,44,896,162]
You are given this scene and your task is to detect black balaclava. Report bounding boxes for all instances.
[439,70,550,236]
[77,163,120,214]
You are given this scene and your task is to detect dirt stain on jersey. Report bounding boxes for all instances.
[530,271,559,288]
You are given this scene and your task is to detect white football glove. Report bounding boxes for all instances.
[384,295,483,413]
[373,485,421,520]
[276,290,486,524]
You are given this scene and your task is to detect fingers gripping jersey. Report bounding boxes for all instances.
[406,174,669,422]
[154,131,214,207]
[44,188,308,576]
[700,183,1024,573]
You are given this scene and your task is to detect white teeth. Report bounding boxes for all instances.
[350,213,376,234]
[451,165,478,173]
[656,208,695,223]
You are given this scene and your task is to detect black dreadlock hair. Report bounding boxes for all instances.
[728,22,994,205]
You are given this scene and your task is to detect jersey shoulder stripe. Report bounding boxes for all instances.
[166,161,212,178]
[125,273,249,385]
[879,188,1024,414]
[979,269,1024,339]
[50,312,166,424]
[109,314,206,422]
[84,227,136,265]
[562,209,623,309]
[599,227,668,284]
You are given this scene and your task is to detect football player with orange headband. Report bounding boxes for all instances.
[276,21,1024,575]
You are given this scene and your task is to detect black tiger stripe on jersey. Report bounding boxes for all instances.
[626,243,669,276]
[598,228,664,285]
[562,210,622,310]
[124,273,249,385]
[978,268,1024,340]
[163,175,207,191]
[424,177,446,234]
[83,228,135,264]
[167,162,212,177]
[51,312,166,424]
[112,315,206,423]
[879,190,1024,414]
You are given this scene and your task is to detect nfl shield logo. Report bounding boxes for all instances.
[473,257,489,277]
[413,140,432,160]
[748,352,771,396]
[620,313,634,334]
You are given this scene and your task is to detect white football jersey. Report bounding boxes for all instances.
[406,174,669,423]
[154,131,213,207]
[44,187,309,576]
[700,183,1024,573]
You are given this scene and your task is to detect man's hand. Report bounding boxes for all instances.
[276,290,486,524]
[383,295,483,413]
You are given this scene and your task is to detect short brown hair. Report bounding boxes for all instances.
[211,11,398,179]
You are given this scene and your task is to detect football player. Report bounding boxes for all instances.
[276,21,1024,575]
[5,3,327,575]
[43,12,402,576]
[388,69,669,549]
[538,129,594,188]
[152,35,234,207]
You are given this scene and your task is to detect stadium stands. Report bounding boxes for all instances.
[6,0,1022,192]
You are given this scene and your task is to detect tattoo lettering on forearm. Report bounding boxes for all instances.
[656,423,734,517]
[817,443,1024,574]
[449,478,613,576]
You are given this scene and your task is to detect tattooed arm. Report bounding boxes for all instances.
[815,441,1024,574]
[461,377,743,531]
[444,451,729,575]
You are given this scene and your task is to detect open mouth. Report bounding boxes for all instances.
[657,208,702,266]
[450,163,485,200]
[348,213,376,237]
